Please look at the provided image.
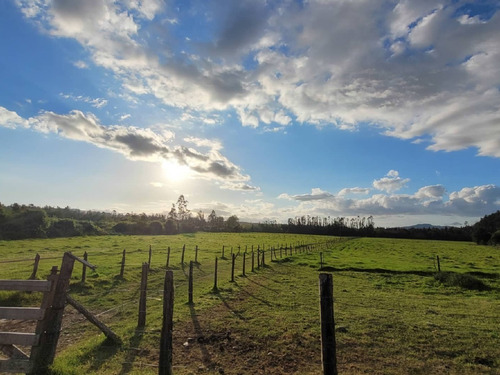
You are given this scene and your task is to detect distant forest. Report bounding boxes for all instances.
[1,197,499,244]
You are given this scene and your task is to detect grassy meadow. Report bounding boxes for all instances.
[0,233,499,374]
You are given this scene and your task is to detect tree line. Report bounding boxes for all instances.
[1,199,498,244]
[0,196,241,240]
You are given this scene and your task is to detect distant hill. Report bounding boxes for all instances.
[403,223,447,229]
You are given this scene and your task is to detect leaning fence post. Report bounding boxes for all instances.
[319,273,338,375]
[181,244,186,264]
[188,261,194,304]
[159,270,174,375]
[138,262,149,328]
[81,251,88,283]
[120,249,126,278]
[29,253,41,280]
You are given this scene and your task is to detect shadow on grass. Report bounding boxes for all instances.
[211,288,247,321]
[189,304,213,368]
[319,266,495,291]
[118,329,145,375]
[86,337,121,372]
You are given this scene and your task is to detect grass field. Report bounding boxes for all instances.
[0,234,499,374]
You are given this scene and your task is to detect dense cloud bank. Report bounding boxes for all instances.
[15,0,500,156]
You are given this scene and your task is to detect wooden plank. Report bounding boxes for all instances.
[0,333,39,346]
[0,280,51,292]
[0,307,45,320]
[0,358,33,373]
[0,344,29,359]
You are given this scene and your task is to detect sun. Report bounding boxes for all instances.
[161,160,191,182]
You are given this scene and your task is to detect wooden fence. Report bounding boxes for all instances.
[1,238,347,373]
[0,271,57,373]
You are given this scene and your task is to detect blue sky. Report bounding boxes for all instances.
[1,0,500,227]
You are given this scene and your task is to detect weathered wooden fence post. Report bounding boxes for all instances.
[436,255,441,272]
[242,252,246,276]
[222,245,225,259]
[181,244,186,264]
[31,252,75,372]
[262,251,265,267]
[29,253,41,280]
[319,273,338,375]
[188,261,194,304]
[231,253,236,282]
[138,262,149,328]
[81,251,88,283]
[120,249,126,278]
[29,266,59,373]
[213,257,218,290]
[195,245,199,264]
[159,270,174,375]
[166,247,171,268]
[148,245,152,268]
[251,250,255,272]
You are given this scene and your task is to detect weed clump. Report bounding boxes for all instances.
[434,272,490,291]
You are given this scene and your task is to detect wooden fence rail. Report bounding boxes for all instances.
[0,275,57,374]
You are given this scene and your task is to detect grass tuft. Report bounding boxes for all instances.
[434,271,490,290]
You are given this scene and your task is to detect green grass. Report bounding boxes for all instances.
[0,235,499,374]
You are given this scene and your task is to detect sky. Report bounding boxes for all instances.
[1,0,500,228]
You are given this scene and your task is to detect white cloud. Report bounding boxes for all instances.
[0,106,257,189]
[279,188,334,201]
[338,187,371,196]
[373,170,410,193]
[73,60,88,69]
[14,1,500,157]
[275,183,500,222]
[60,93,108,108]
[0,107,29,129]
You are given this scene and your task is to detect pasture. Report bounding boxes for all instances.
[0,234,499,374]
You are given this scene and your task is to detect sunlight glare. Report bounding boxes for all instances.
[161,160,191,182]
